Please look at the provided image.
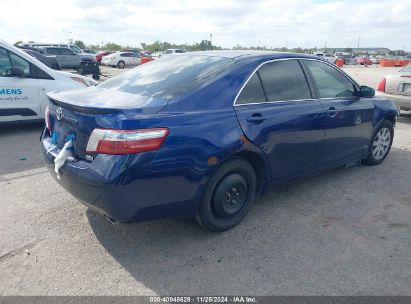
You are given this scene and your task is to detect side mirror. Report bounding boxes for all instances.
[9,67,25,77]
[358,85,375,98]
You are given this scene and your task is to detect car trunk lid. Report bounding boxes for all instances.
[47,87,168,160]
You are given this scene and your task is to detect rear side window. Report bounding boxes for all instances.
[305,60,356,98]
[258,60,312,101]
[99,55,234,100]
[236,73,266,105]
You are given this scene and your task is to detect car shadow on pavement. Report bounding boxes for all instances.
[399,111,411,125]
[0,121,45,176]
[87,148,411,295]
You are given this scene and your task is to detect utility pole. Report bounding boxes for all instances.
[324,41,327,52]
[209,33,212,49]
[357,36,360,49]
[62,30,72,43]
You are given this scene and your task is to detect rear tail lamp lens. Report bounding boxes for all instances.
[377,78,386,92]
[86,128,169,155]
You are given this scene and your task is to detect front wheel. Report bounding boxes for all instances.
[117,61,125,69]
[196,158,257,232]
[363,120,394,165]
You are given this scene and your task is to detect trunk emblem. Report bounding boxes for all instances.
[56,107,63,121]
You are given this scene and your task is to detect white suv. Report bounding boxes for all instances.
[101,51,141,69]
[314,52,336,64]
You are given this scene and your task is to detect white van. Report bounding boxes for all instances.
[0,40,97,123]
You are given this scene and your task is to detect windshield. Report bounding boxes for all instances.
[99,54,234,99]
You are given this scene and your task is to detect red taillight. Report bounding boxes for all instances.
[45,106,51,134]
[86,128,169,155]
[377,77,386,92]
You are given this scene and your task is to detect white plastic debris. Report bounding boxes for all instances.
[54,140,74,180]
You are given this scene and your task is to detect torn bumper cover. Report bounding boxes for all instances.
[41,133,200,223]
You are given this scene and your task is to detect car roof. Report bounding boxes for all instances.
[179,50,319,62]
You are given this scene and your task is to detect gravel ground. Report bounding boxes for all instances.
[0,65,410,295]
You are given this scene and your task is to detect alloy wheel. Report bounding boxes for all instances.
[372,127,391,160]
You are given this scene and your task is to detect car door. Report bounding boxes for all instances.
[59,48,78,68]
[302,59,374,168]
[119,53,130,66]
[234,59,325,181]
[0,47,41,122]
[46,48,64,67]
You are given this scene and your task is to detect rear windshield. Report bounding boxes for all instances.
[99,54,234,99]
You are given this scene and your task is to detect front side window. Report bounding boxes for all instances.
[0,48,31,77]
[258,60,312,102]
[46,48,59,55]
[236,73,266,105]
[305,60,356,98]
[10,53,31,76]
[69,45,82,53]
[59,48,74,55]
[0,48,12,77]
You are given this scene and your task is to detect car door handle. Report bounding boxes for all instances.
[246,114,265,123]
[327,107,337,117]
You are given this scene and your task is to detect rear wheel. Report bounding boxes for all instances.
[117,61,125,69]
[363,120,394,165]
[196,158,257,232]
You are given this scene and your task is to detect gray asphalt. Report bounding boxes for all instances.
[0,67,410,295]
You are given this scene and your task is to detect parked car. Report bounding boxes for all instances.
[164,48,185,55]
[0,40,97,123]
[314,52,335,64]
[101,51,153,68]
[41,51,399,231]
[39,47,96,69]
[82,49,97,55]
[18,43,84,54]
[96,51,113,64]
[337,55,357,65]
[376,63,411,110]
[23,49,61,70]
[334,52,350,58]
[370,56,380,64]
[356,56,372,65]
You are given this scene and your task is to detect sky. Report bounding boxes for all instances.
[0,0,409,50]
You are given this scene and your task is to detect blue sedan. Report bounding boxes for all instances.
[41,51,399,231]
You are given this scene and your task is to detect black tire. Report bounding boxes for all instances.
[92,74,100,80]
[363,120,394,166]
[117,61,125,69]
[196,158,257,232]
